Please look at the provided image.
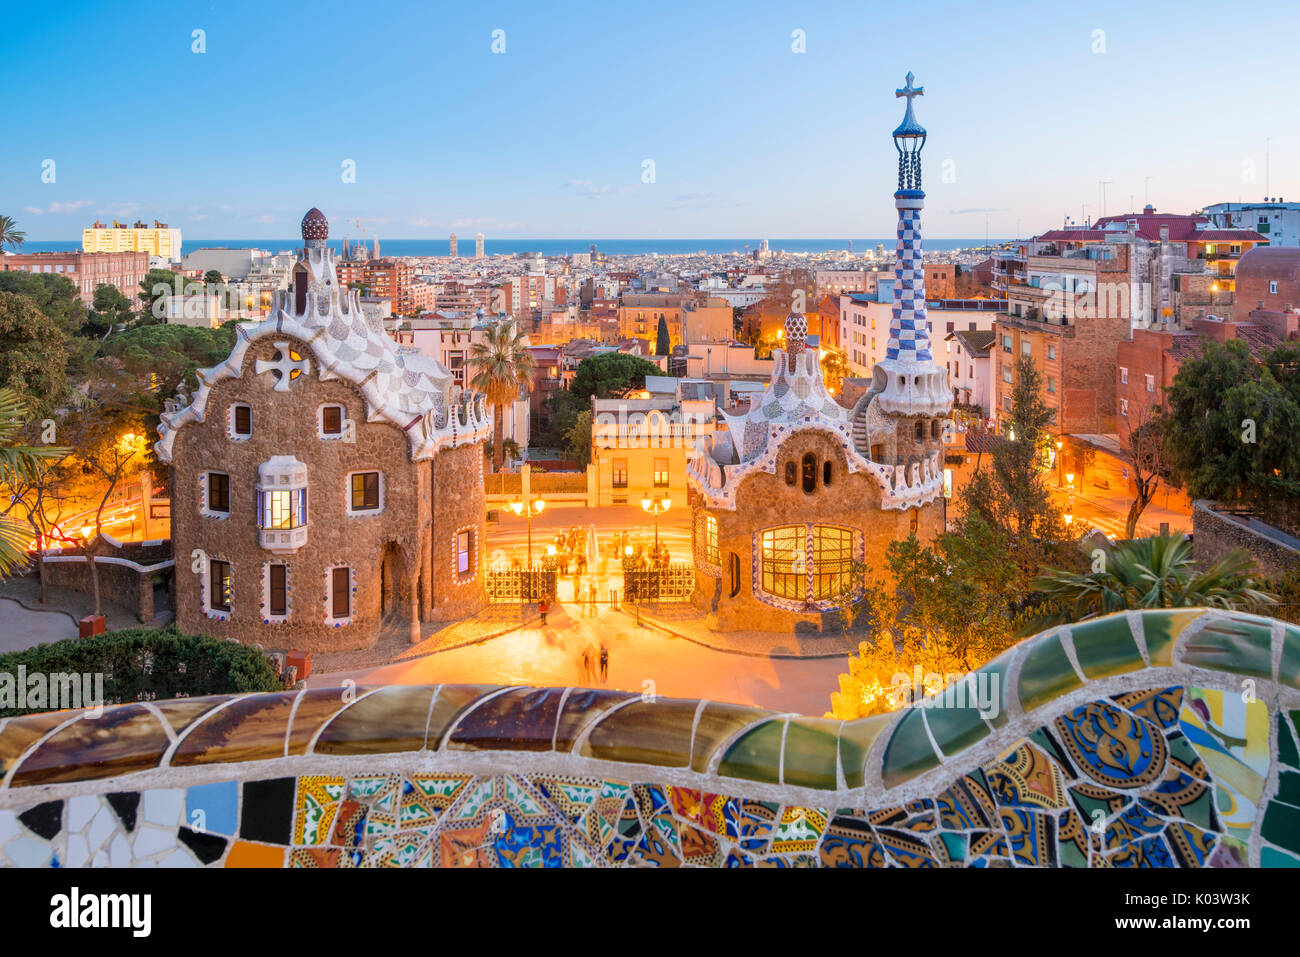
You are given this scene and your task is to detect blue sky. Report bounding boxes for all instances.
[4,0,1298,240]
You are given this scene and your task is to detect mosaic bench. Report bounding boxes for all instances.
[1,608,1298,867]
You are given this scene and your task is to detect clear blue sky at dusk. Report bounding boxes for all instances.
[4,0,1298,241]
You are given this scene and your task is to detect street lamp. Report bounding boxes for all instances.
[1055,439,1064,487]
[509,496,545,565]
[641,494,671,555]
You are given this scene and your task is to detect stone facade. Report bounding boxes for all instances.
[1193,501,1300,583]
[156,209,490,652]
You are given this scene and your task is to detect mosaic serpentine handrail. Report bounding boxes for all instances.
[0,608,1297,867]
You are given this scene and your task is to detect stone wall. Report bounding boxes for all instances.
[36,543,173,624]
[0,609,1297,868]
[1193,500,1300,582]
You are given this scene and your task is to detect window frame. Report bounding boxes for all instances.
[204,471,230,517]
[327,565,352,622]
[207,557,233,617]
[347,470,383,514]
[230,403,253,439]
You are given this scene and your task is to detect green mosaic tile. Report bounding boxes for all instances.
[1280,623,1300,691]
[1275,770,1300,808]
[553,689,635,752]
[690,701,777,773]
[1261,845,1300,867]
[920,690,989,758]
[1282,713,1300,770]
[582,698,697,767]
[1069,614,1144,679]
[880,707,940,788]
[970,648,1013,729]
[1260,800,1300,856]
[1180,613,1274,679]
[935,831,966,863]
[781,718,840,790]
[426,685,505,749]
[1016,632,1082,712]
[1140,609,1204,667]
[717,717,787,784]
[838,713,895,789]
[313,686,437,755]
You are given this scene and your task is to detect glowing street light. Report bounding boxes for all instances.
[509,495,545,564]
[641,494,671,554]
[1055,438,1064,487]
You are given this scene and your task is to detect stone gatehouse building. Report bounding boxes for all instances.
[155,208,492,651]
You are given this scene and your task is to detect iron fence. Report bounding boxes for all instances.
[484,568,557,603]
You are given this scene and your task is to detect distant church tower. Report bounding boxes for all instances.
[449,233,458,258]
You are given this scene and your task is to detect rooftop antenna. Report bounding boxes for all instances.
[1266,137,1271,197]
[1099,180,1112,218]
[1144,176,1153,206]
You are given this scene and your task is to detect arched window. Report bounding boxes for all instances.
[801,453,816,493]
[914,421,924,440]
[823,461,833,487]
[931,420,940,440]
[785,461,796,486]
[728,553,741,597]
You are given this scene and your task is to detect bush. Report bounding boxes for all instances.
[0,626,283,717]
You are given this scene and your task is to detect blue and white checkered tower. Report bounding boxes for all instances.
[871,73,953,418]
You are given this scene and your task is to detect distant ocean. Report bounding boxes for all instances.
[19,238,1006,258]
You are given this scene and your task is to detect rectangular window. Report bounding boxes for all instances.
[322,405,343,434]
[1047,345,1056,360]
[1270,281,1279,294]
[760,525,805,600]
[811,525,852,600]
[653,457,669,488]
[331,567,351,619]
[351,472,380,511]
[703,515,719,566]
[612,458,628,489]
[1002,365,1013,384]
[457,530,472,576]
[1047,376,1056,394]
[1145,374,1155,393]
[233,404,252,436]
[1002,334,1012,352]
[259,488,306,529]
[269,564,287,616]
[1120,398,1129,415]
[1120,366,1129,385]
[1021,340,1032,356]
[208,473,229,513]
[210,559,232,612]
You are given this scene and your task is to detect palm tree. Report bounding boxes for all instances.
[1021,533,1277,634]
[0,389,69,577]
[468,318,536,472]
[0,214,26,252]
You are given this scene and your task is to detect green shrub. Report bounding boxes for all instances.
[0,625,283,717]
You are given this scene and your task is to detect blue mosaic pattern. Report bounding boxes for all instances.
[886,205,933,362]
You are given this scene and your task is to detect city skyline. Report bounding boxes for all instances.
[4,0,1298,241]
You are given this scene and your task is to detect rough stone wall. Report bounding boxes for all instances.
[171,334,430,652]
[428,442,487,622]
[1193,501,1300,583]
[37,558,160,624]
[694,430,943,633]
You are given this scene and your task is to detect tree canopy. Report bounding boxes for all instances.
[0,290,70,414]
[569,352,664,400]
[1162,339,1300,527]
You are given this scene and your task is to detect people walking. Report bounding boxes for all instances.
[539,599,548,626]
[580,646,592,683]
[599,643,609,683]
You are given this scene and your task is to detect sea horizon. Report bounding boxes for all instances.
[13,237,1011,258]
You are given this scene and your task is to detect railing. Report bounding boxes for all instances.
[484,568,557,603]
[622,563,695,602]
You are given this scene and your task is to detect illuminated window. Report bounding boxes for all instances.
[257,488,307,530]
[702,515,719,566]
[760,525,805,600]
[350,472,381,511]
[811,525,853,600]
[653,457,669,488]
[612,458,628,488]
[456,530,473,578]
[209,559,232,612]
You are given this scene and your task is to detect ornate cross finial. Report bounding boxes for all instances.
[255,341,310,392]
[895,71,924,102]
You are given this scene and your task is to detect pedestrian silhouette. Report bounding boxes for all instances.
[599,643,609,683]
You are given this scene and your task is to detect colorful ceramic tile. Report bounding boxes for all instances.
[987,740,1069,810]
[717,717,786,785]
[293,776,345,845]
[185,782,238,837]
[1179,687,1269,841]
[1069,614,1145,679]
[1017,631,1083,711]
[817,815,888,868]
[1112,686,1184,731]
[1139,609,1203,667]
[11,705,170,787]
[1180,614,1275,679]
[999,807,1056,866]
[781,718,841,790]
[1055,700,1168,790]
[880,707,940,788]
[770,806,828,853]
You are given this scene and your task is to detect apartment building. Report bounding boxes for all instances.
[1,249,149,305]
[1203,199,1300,248]
[336,258,417,314]
[839,292,1004,378]
[83,220,182,260]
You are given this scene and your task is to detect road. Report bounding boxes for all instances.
[311,601,846,716]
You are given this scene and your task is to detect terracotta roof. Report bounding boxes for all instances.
[947,328,996,357]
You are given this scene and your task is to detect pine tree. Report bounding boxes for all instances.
[655,313,671,356]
